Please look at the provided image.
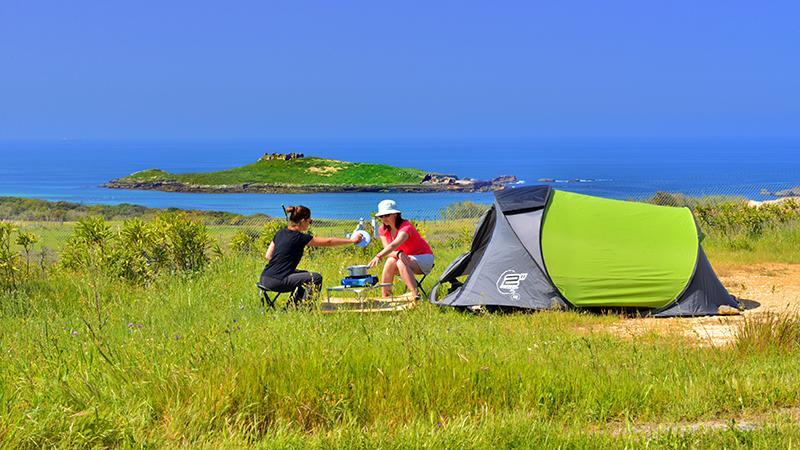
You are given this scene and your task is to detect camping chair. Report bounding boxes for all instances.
[408,264,434,299]
[256,283,286,309]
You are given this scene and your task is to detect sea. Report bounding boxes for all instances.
[1,138,799,220]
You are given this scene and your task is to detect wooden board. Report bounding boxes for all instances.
[320,293,417,313]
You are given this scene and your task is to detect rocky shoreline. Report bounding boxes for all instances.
[104,174,518,194]
[760,186,800,198]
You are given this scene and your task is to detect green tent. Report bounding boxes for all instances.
[542,190,698,308]
[431,186,739,316]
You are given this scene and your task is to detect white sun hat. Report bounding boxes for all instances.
[376,199,402,217]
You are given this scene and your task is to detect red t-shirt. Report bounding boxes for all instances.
[379,221,433,256]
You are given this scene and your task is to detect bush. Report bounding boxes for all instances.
[440,201,490,220]
[154,213,212,273]
[231,229,262,255]
[61,216,113,271]
[257,220,286,253]
[645,192,747,208]
[61,213,214,284]
[695,199,800,241]
[0,222,20,290]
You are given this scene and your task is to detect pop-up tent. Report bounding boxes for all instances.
[431,185,739,316]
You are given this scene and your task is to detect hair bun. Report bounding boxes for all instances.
[285,205,311,223]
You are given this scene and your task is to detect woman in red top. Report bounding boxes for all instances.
[367,199,434,299]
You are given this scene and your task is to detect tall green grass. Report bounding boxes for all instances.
[3,250,800,447]
[2,200,800,446]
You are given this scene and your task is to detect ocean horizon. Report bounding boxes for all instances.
[2,137,799,219]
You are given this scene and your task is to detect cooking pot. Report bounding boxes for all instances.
[346,265,370,277]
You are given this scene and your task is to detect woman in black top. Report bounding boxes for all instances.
[260,205,361,304]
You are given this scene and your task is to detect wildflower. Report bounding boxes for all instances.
[175,335,180,340]
[70,330,78,336]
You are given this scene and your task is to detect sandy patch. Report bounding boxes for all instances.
[606,263,800,346]
[308,166,345,176]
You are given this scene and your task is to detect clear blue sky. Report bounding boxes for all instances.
[1,0,798,139]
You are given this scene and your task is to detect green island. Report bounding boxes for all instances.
[105,153,516,193]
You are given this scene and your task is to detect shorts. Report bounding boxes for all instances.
[408,253,435,274]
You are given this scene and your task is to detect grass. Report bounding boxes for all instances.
[2,199,800,446]
[1,229,800,447]
[118,156,430,187]
[704,221,800,265]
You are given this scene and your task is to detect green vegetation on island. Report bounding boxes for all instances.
[106,153,515,193]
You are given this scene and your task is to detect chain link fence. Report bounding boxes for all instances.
[1,180,799,268]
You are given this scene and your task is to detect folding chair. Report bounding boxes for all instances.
[414,264,435,299]
[256,283,285,309]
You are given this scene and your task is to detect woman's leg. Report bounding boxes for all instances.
[284,270,323,304]
[396,252,423,297]
[381,256,399,297]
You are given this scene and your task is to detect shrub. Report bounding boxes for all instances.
[61,214,214,284]
[645,192,747,208]
[410,220,428,241]
[111,218,160,284]
[257,220,286,253]
[0,222,20,290]
[15,231,38,275]
[61,216,113,271]
[695,199,800,243]
[231,229,262,255]
[154,212,212,273]
[440,201,490,220]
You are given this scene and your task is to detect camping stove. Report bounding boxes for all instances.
[341,274,379,287]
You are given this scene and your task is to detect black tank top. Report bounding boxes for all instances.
[261,228,313,279]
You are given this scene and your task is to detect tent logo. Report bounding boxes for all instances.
[497,270,528,300]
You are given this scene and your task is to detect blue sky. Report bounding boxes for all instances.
[0,0,798,139]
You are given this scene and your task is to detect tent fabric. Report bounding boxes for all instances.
[431,186,737,317]
[541,190,698,308]
[494,185,551,214]
[653,247,739,316]
[506,209,545,271]
[432,205,566,310]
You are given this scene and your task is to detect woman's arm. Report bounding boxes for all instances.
[368,231,408,268]
[308,234,361,247]
[265,241,275,260]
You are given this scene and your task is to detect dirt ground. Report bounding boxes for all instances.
[607,263,800,346]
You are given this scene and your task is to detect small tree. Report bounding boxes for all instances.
[15,231,38,278]
[0,222,19,290]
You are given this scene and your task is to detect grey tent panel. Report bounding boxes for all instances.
[506,209,545,271]
[433,186,735,317]
[653,247,739,317]
[440,207,565,310]
[494,185,551,214]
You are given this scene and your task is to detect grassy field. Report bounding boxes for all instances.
[2,199,800,447]
[116,156,429,187]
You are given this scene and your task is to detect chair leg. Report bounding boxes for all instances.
[260,290,280,309]
[416,274,429,299]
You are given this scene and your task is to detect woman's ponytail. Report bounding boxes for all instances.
[286,205,311,224]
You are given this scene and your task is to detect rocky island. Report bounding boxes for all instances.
[105,153,517,194]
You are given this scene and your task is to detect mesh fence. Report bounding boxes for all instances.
[1,180,799,267]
